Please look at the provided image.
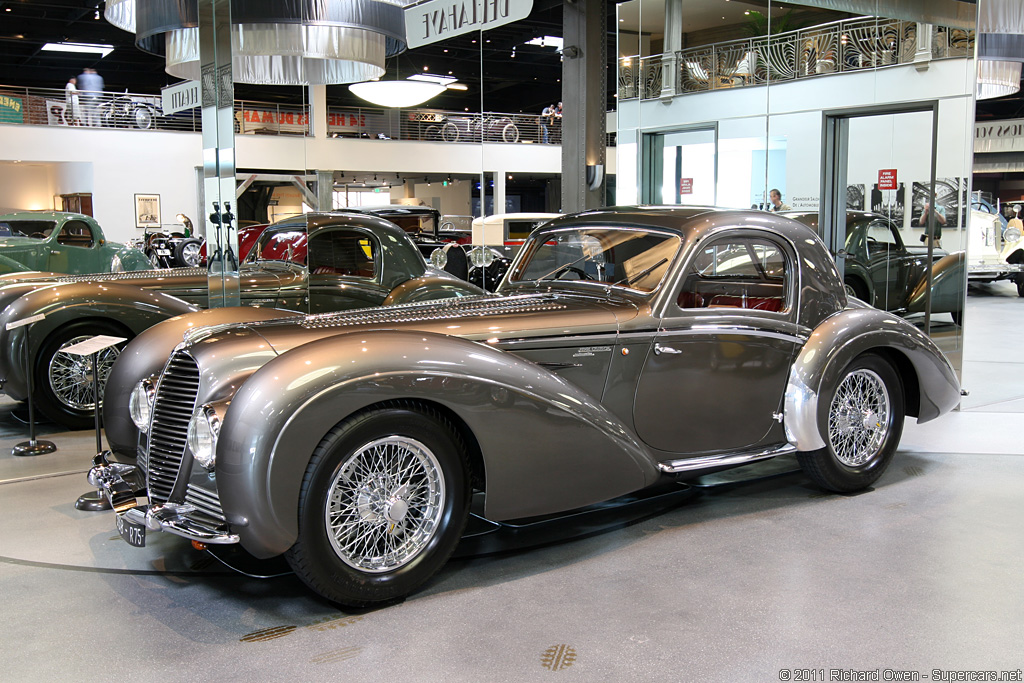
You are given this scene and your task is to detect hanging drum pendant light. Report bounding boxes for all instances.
[104,0,410,86]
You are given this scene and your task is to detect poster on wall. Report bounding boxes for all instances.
[870,182,905,222]
[135,194,161,229]
[846,184,866,211]
[911,178,963,229]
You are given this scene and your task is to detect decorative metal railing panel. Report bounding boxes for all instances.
[619,17,974,101]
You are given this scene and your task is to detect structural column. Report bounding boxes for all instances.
[199,0,240,307]
[660,0,683,99]
[562,0,607,213]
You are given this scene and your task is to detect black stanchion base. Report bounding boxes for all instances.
[12,439,56,457]
[75,490,112,511]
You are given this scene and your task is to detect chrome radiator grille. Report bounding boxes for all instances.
[146,352,200,505]
[185,484,226,524]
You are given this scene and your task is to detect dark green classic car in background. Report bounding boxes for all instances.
[0,211,152,274]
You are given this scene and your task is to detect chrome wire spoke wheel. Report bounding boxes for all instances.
[47,335,121,411]
[325,436,445,573]
[827,368,890,467]
[181,241,201,266]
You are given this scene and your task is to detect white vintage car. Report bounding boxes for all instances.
[967,208,1024,296]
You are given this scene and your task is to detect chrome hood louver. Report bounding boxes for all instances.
[298,294,569,330]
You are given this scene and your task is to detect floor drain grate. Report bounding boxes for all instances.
[541,644,577,671]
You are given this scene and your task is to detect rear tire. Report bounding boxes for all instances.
[286,406,470,607]
[797,353,904,492]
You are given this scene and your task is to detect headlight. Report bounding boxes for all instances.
[129,380,155,432]
[1005,226,1022,243]
[430,247,447,269]
[187,405,221,471]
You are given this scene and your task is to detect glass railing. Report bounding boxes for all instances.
[618,16,975,100]
[0,86,615,146]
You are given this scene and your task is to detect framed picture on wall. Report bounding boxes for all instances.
[135,193,161,229]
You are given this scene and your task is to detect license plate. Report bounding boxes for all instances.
[116,514,146,547]
[156,249,171,256]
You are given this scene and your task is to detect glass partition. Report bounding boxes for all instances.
[617,0,977,379]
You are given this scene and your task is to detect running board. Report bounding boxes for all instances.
[657,444,798,474]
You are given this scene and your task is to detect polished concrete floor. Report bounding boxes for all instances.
[1,286,1022,682]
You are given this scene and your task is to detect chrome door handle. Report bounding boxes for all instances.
[654,343,682,355]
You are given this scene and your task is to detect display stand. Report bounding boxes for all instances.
[62,334,127,511]
[8,314,56,457]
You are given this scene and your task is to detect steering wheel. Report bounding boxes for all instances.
[553,265,594,281]
[29,232,46,239]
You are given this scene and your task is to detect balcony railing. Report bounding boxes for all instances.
[618,16,975,100]
[0,86,614,146]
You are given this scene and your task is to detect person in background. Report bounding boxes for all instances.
[64,76,80,125]
[917,200,947,249]
[77,67,104,127]
[541,104,556,143]
[769,189,791,212]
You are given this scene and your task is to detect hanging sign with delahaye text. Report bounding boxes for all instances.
[405,0,534,49]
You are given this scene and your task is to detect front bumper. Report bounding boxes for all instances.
[87,450,239,545]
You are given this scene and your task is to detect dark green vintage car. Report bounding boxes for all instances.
[0,212,484,428]
[0,211,152,274]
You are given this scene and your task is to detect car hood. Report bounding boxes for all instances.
[180,293,639,381]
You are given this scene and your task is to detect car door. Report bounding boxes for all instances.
[865,218,911,309]
[307,227,389,313]
[633,232,805,455]
[47,219,101,273]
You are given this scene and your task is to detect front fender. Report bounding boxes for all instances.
[784,308,960,451]
[0,253,33,274]
[0,282,200,401]
[906,251,965,315]
[104,306,303,456]
[217,330,657,559]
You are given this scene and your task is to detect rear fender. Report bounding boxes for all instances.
[216,330,657,559]
[784,308,960,451]
[104,306,303,456]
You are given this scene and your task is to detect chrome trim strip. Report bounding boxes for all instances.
[657,326,808,344]
[657,444,797,473]
[492,332,623,347]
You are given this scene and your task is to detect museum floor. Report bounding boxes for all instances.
[2,284,1022,682]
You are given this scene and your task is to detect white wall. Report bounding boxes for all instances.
[0,122,579,244]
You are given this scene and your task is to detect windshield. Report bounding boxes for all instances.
[245,227,307,265]
[508,227,680,293]
[0,220,56,238]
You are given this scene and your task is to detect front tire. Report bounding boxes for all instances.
[34,321,131,429]
[797,353,904,492]
[286,406,470,607]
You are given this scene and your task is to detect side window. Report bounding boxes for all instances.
[677,236,789,313]
[308,230,377,278]
[56,220,94,247]
[866,220,898,247]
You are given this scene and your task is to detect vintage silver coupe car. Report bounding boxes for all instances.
[88,207,961,608]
